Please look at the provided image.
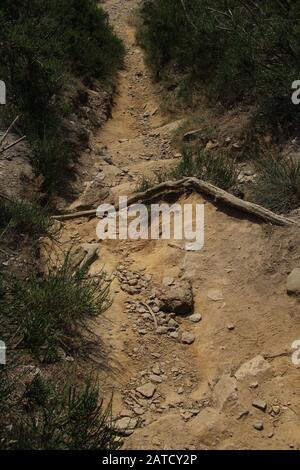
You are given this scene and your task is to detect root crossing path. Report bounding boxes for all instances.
[58,0,300,450]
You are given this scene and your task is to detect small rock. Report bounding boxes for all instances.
[287,268,300,295]
[181,331,195,345]
[168,318,179,329]
[152,365,161,375]
[235,355,273,381]
[149,374,162,384]
[156,326,169,335]
[227,324,235,331]
[138,329,147,335]
[136,383,156,398]
[162,277,175,286]
[252,399,267,412]
[133,406,144,416]
[253,420,264,431]
[115,417,138,436]
[188,313,202,323]
[169,331,179,339]
[119,409,134,418]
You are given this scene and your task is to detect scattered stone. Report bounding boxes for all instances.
[214,374,238,410]
[235,355,273,381]
[156,326,169,335]
[136,383,156,398]
[250,382,259,389]
[162,277,175,286]
[133,406,144,416]
[227,324,235,331]
[138,329,147,335]
[252,399,267,412]
[287,268,300,295]
[119,409,134,418]
[115,417,138,436]
[168,318,179,329]
[253,420,264,431]
[270,405,280,415]
[149,374,163,384]
[181,332,195,345]
[188,313,202,323]
[152,365,161,375]
[169,331,179,339]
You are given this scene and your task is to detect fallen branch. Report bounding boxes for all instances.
[52,177,298,227]
[0,116,19,147]
[0,135,26,154]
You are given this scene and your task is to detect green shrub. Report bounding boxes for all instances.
[0,197,53,240]
[171,149,238,190]
[138,0,300,133]
[0,0,124,192]
[1,374,122,450]
[252,155,300,213]
[5,253,111,361]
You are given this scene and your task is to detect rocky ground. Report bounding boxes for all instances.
[52,0,300,450]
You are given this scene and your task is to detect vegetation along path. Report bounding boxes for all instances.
[55,0,300,450]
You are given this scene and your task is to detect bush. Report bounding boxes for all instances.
[138,0,300,134]
[0,373,122,450]
[171,149,238,190]
[252,155,300,213]
[0,197,53,240]
[4,253,111,361]
[0,0,124,192]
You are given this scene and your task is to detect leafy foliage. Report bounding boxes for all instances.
[4,253,111,361]
[0,197,53,240]
[0,0,124,192]
[252,155,300,213]
[0,372,122,450]
[138,0,300,133]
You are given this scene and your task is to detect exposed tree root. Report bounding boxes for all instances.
[53,177,298,227]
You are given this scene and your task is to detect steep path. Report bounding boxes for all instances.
[57,0,300,450]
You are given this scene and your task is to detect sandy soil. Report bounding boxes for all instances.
[56,0,300,450]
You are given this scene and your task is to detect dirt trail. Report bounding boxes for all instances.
[58,0,300,450]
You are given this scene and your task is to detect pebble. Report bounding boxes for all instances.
[253,420,264,431]
[181,332,196,345]
[152,365,161,375]
[188,313,202,323]
[136,383,156,398]
[149,374,163,384]
[252,399,267,412]
[156,326,169,334]
[169,331,179,339]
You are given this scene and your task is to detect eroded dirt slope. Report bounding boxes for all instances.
[56,0,300,450]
